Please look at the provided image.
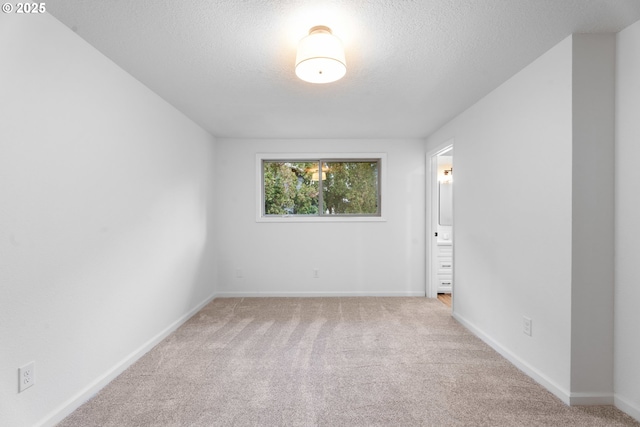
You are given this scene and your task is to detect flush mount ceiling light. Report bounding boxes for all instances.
[295,26,346,84]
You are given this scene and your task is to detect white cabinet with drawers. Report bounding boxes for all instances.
[436,243,453,293]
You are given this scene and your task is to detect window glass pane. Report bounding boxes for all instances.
[323,161,379,215]
[263,161,319,215]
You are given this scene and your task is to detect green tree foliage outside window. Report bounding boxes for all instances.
[263,162,319,215]
[263,160,380,216]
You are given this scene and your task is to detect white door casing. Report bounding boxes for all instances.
[426,140,454,299]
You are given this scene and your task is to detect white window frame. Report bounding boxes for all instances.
[256,152,387,223]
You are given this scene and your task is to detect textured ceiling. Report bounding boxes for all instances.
[46,1,640,139]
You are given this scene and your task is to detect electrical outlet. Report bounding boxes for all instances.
[523,316,532,336]
[18,362,35,393]
[313,268,320,278]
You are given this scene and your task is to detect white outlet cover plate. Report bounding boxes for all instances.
[19,362,35,393]
[523,317,532,336]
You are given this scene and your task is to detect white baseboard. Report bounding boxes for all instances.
[37,292,217,427]
[214,291,426,297]
[615,394,640,422]
[569,392,614,405]
[452,311,572,405]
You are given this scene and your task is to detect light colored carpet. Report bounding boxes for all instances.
[58,297,639,426]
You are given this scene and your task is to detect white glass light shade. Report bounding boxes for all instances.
[439,170,453,183]
[295,26,346,84]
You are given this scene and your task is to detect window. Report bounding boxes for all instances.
[257,153,386,222]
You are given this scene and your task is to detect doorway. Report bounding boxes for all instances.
[426,143,453,302]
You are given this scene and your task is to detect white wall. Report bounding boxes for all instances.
[614,19,640,421]
[426,36,574,398]
[215,139,425,296]
[425,34,617,406]
[0,14,216,427]
[570,34,615,401]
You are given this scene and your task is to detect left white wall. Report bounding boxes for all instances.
[0,13,217,427]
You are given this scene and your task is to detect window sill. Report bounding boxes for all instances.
[256,215,387,223]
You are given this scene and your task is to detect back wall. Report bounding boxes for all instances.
[214,139,425,296]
